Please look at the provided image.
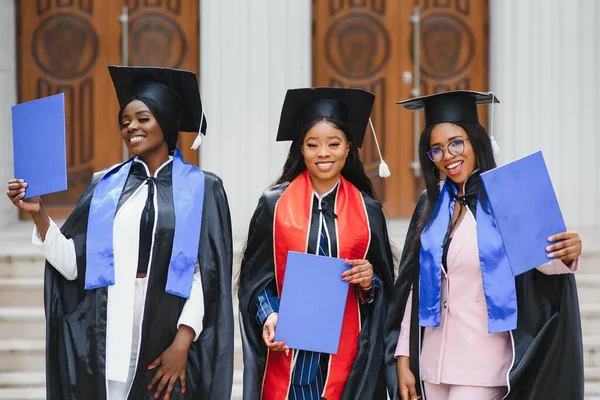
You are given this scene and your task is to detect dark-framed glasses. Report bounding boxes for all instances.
[427,138,470,163]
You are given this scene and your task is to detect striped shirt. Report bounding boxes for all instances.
[256,182,381,399]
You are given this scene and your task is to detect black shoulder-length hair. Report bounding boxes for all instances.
[417,121,497,225]
[118,96,181,152]
[274,118,376,198]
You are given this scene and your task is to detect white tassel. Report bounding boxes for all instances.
[190,107,205,150]
[490,135,500,155]
[378,161,391,178]
[488,92,500,156]
[368,118,391,178]
[191,133,202,150]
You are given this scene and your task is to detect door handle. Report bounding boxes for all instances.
[410,6,421,178]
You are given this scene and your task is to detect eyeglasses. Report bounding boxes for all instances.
[427,139,470,163]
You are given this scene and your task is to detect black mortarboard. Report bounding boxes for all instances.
[108,66,207,140]
[276,87,375,148]
[397,90,499,128]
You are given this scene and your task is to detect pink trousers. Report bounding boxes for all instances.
[423,381,507,400]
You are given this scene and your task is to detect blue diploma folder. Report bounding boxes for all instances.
[12,93,67,199]
[481,151,566,276]
[274,251,349,354]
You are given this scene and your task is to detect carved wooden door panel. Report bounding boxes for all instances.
[313,0,489,217]
[411,0,490,199]
[17,0,200,220]
[416,0,489,96]
[17,1,122,219]
[123,0,200,163]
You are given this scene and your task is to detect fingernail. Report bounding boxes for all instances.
[182,389,186,394]
[147,385,152,389]
[165,396,169,400]
[545,246,551,251]
[154,395,159,399]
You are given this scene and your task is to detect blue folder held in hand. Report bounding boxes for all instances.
[274,251,349,354]
[481,151,566,276]
[12,93,67,199]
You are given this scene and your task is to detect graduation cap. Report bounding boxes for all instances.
[277,87,390,178]
[398,90,500,154]
[108,66,206,149]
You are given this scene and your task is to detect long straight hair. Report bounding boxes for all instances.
[275,118,376,198]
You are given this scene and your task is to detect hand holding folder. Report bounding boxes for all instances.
[6,179,43,216]
[481,151,569,275]
[274,251,350,354]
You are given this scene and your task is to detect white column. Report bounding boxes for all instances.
[0,0,17,229]
[200,0,312,239]
[490,0,600,230]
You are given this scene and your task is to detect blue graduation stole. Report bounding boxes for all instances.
[419,179,517,333]
[84,149,205,298]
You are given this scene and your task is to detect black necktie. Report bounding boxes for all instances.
[137,177,156,274]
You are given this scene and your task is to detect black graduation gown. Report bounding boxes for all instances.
[238,183,395,400]
[384,191,584,400]
[43,161,234,400]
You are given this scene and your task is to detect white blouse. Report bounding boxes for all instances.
[32,157,204,382]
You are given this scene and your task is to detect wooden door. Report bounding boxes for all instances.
[17,1,122,219]
[313,0,489,218]
[17,0,200,220]
[123,0,200,162]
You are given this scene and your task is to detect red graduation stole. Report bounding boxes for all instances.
[261,171,371,400]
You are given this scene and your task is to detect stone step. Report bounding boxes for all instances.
[232,369,242,400]
[0,372,44,388]
[0,388,45,400]
[0,247,45,279]
[587,382,600,398]
[585,336,600,368]
[0,222,49,280]
[577,274,600,303]
[0,258,44,279]
[0,340,44,373]
[0,372,44,400]
[579,254,600,274]
[588,367,600,382]
[0,279,43,308]
[0,308,44,340]
[583,305,600,338]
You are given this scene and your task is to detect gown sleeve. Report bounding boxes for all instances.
[32,218,78,280]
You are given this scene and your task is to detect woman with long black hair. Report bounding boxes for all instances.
[385,91,584,400]
[238,87,395,399]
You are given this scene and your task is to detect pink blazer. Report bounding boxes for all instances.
[395,210,578,387]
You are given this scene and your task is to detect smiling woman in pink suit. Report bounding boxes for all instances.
[384,91,584,400]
